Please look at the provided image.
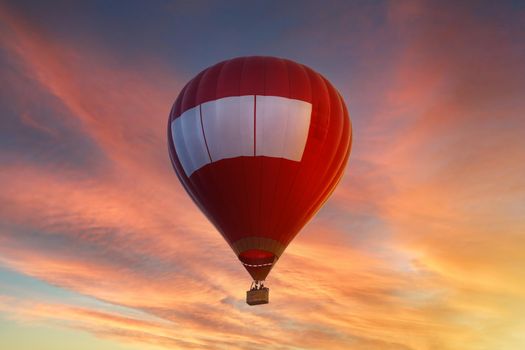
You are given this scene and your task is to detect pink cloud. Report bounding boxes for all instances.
[0,1,524,350]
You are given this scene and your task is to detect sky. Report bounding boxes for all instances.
[0,0,524,349]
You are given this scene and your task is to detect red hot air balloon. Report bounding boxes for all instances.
[168,56,351,305]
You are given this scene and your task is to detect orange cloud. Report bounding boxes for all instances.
[0,1,524,350]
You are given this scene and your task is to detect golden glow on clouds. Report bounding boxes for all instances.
[0,1,524,349]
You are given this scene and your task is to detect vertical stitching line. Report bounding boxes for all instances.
[199,104,213,163]
[253,95,257,156]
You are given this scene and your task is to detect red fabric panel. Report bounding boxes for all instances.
[173,56,318,119]
[239,56,266,97]
[239,250,275,265]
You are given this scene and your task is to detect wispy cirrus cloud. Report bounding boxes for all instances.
[1,1,524,349]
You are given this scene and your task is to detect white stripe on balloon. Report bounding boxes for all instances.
[172,95,312,177]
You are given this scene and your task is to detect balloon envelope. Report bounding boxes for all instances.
[168,56,351,281]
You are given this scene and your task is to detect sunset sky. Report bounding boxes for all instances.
[1,1,524,349]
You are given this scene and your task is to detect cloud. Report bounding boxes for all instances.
[1,1,524,350]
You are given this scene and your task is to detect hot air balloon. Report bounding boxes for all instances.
[167,56,351,305]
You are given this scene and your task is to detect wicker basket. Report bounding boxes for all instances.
[246,288,269,305]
